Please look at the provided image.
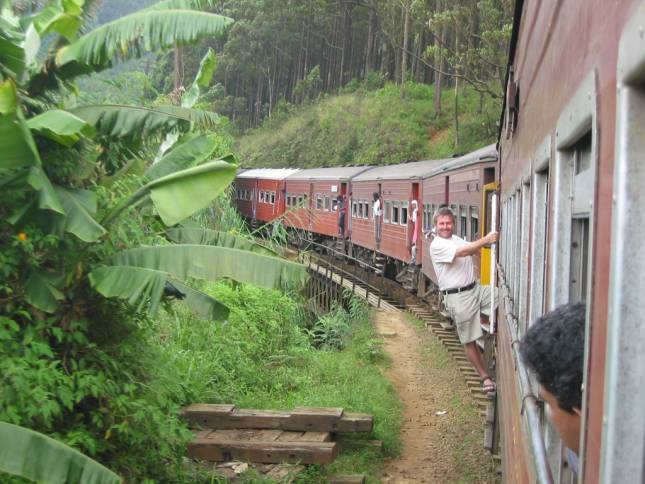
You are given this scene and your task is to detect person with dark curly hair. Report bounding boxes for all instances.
[520,302,586,474]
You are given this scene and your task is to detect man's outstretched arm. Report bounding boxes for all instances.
[454,231,498,258]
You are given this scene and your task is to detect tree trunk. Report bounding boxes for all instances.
[401,2,410,84]
[365,0,376,75]
[173,44,183,90]
[433,0,445,117]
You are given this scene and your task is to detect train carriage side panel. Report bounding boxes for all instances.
[350,159,449,264]
[498,1,641,482]
[283,179,310,231]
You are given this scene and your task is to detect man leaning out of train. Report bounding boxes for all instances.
[429,206,498,393]
[520,302,585,476]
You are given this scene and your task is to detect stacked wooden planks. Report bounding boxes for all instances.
[183,404,373,465]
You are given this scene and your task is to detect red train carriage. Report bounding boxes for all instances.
[349,159,449,266]
[420,144,497,292]
[283,167,372,237]
[234,168,299,222]
[497,1,645,483]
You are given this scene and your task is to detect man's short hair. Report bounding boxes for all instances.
[433,206,455,225]
[519,302,586,412]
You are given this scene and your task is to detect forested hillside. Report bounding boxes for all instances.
[149,0,513,131]
[237,82,499,168]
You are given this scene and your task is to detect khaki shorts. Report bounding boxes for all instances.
[444,283,497,344]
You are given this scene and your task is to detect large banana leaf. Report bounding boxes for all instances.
[147,160,237,226]
[166,227,278,256]
[71,104,220,140]
[107,245,308,291]
[144,133,220,180]
[24,269,65,313]
[26,109,95,147]
[182,47,216,108]
[0,422,121,484]
[55,10,233,71]
[102,159,236,227]
[53,187,106,242]
[27,165,65,214]
[144,0,220,10]
[89,266,229,319]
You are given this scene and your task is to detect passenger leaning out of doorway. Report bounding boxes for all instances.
[429,206,498,392]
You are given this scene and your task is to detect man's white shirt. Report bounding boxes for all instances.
[430,234,476,290]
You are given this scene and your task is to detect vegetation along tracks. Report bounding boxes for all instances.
[298,244,501,473]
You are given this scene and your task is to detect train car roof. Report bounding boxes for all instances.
[425,144,498,178]
[285,166,373,181]
[236,168,300,180]
[351,158,451,181]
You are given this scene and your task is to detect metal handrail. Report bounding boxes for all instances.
[498,263,554,484]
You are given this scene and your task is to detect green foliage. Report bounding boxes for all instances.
[237,82,500,168]
[0,422,121,484]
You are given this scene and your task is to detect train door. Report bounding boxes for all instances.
[480,182,498,285]
[308,183,314,230]
[411,182,420,263]
[340,182,348,237]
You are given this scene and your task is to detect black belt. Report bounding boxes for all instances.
[442,281,476,295]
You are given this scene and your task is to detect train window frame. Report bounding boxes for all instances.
[316,194,323,210]
[270,192,276,205]
[601,6,645,482]
[384,200,391,223]
[469,206,479,241]
[324,195,330,211]
[459,205,468,240]
[351,200,357,218]
[392,202,400,224]
[400,201,408,226]
[551,70,598,482]
[528,135,551,326]
[518,177,531,334]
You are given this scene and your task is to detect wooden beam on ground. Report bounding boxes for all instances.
[187,438,339,464]
[182,405,373,432]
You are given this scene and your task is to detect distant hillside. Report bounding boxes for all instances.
[235,82,500,168]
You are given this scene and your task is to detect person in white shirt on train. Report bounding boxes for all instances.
[429,206,498,393]
[372,192,382,249]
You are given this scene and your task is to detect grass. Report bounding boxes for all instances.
[236,81,501,169]
[150,284,403,482]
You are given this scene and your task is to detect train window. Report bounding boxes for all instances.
[324,196,330,211]
[401,202,408,225]
[384,201,391,223]
[529,165,549,326]
[352,200,357,217]
[316,195,323,210]
[518,181,531,332]
[365,201,370,219]
[460,205,467,239]
[569,217,590,302]
[270,192,276,204]
[470,207,479,240]
[298,196,304,206]
[392,202,400,224]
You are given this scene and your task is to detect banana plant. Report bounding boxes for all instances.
[0,422,121,484]
[0,0,308,321]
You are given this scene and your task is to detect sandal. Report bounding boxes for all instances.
[481,376,496,393]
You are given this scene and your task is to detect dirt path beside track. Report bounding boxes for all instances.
[372,310,498,483]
